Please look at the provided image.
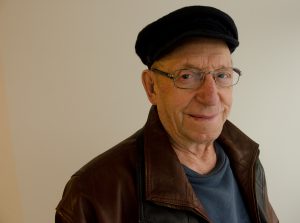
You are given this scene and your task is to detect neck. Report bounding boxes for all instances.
[171,141,217,175]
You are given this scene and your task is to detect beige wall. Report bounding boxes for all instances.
[1,0,299,223]
[0,71,23,222]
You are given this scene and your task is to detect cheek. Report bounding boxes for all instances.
[220,89,233,115]
[159,90,192,112]
[225,94,233,109]
[155,88,192,127]
[155,80,181,107]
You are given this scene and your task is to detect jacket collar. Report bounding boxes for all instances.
[218,120,260,221]
[142,106,259,219]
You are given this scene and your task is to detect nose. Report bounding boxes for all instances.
[194,74,219,105]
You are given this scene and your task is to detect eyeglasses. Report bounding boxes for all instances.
[151,67,242,89]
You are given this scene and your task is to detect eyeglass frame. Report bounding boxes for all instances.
[150,67,242,89]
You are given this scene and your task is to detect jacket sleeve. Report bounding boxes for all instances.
[55,175,97,223]
[255,159,279,223]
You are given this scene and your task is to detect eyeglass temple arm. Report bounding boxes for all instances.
[233,67,242,76]
[151,68,174,79]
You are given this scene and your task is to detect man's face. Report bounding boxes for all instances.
[142,38,233,147]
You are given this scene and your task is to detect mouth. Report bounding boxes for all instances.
[188,113,218,120]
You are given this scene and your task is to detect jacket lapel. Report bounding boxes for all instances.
[143,106,209,219]
[142,106,260,222]
[218,121,260,222]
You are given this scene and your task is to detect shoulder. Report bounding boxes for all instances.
[221,120,258,146]
[56,129,143,221]
[59,128,144,199]
[254,159,266,189]
[73,128,143,183]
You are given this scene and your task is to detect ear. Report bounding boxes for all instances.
[141,69,158,105]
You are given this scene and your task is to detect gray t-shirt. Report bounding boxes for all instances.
[183,142,251,223]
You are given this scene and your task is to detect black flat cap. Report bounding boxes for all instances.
[135,6,239,68]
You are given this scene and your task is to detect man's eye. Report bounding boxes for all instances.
[216,72,231,79]
[176,70,195,80]
[181,73,192,79]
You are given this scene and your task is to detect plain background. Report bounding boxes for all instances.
[1,0,299,222]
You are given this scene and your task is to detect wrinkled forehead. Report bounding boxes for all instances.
[153,38,232,70]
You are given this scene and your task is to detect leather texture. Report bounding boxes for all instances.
[55,106,278,223]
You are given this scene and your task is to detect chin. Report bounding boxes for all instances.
[190,125,223,141]
[187,129,222,144]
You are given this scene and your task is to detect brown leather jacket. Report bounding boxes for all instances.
[55,106,278,223]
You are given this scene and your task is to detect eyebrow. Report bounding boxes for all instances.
[177,63,229,71]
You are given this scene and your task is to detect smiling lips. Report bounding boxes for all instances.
[188,113,218,120]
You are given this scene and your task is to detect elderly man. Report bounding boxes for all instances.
[55,6,278,223]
